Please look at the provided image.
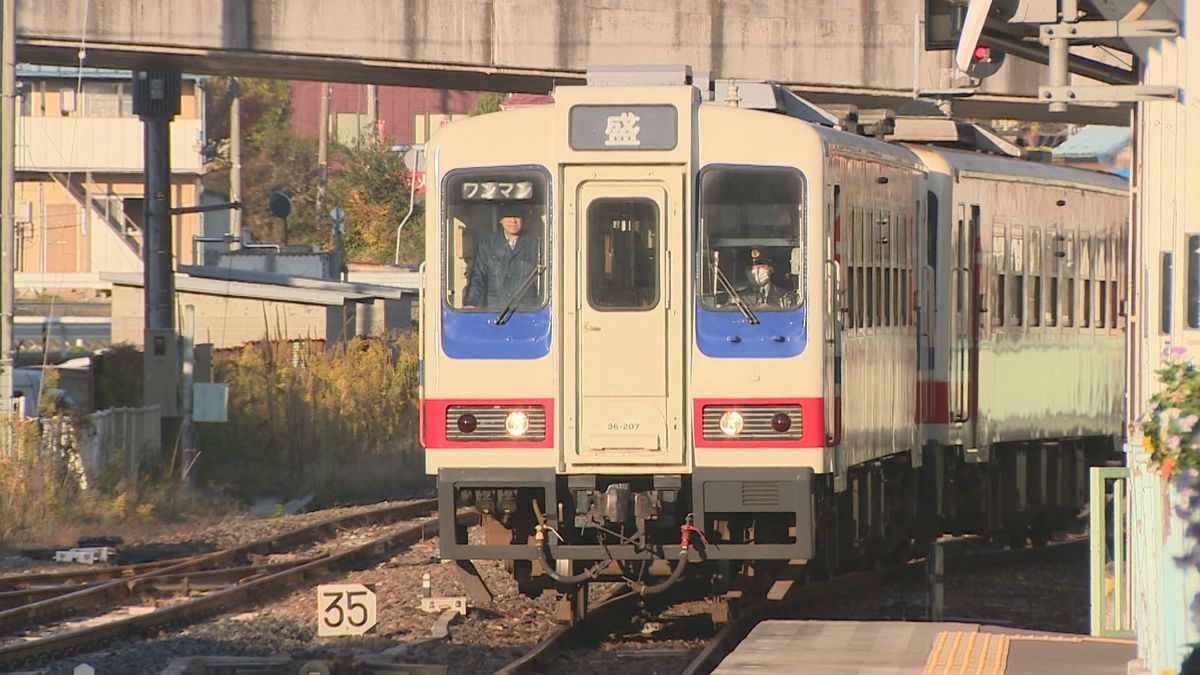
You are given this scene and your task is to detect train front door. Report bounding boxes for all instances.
[563,166,686,468]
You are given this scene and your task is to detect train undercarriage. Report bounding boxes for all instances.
[438,435,1119,624]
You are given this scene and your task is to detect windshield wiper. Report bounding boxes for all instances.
[495,262,546,325]
[709,255,760,325]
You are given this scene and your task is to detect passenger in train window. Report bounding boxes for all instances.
[463,211,542,307]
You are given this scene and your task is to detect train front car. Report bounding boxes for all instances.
[422,73,854,618]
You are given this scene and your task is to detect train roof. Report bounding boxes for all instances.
[907,145,1128,194]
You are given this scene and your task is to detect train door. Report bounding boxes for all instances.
[563,166,686,467]
[950,204,980,450]
[825,185,845,483]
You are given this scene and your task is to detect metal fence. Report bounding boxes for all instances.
[1090,466,1135,638]
[36,406,162,488]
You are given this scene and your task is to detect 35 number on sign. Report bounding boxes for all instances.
[316,583,378,636]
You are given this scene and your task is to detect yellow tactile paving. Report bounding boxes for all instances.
[922,630,1009,675]
[923,631,1138,675]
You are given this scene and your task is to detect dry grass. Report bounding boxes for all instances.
[196,333,423,501]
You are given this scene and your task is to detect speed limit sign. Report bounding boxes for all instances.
[316,583,378,636]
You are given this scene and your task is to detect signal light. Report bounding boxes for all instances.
[966,43,1006,79]
[457,414,478,433]
[771,413,792,433]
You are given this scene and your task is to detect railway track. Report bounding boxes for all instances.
[490,538,1088,675]
[0,499,443,669]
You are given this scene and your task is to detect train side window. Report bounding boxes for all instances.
[991,226,1005,327]
[1045,230,1059,327]
[1081,237,1092,328]
[866,210,876,328]
[1110,237,1120,330]
[846,208,857,330]
[1163,251,1174,333]
[698,166,805,312]
[882,213,892,327]
[1187,235,1200,328]
[1010,227,1024,326]
[1028,228,1042,327]
[443,167,551,311]
[1063,231,1076,327]
[586,198,659,310]
[1097,237,1108,328]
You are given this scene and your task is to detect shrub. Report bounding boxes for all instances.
[195,333,422,500]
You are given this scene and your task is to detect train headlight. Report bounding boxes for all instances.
[456,414,478,433]
[718,410,744,436]
[771,413,792,433]
[505,410,530,437]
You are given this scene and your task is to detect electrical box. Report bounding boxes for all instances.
[193,383,229,423]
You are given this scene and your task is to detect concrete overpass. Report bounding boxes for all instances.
[12,0,1129,123]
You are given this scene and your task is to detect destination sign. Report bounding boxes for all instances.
[569,105,678,151]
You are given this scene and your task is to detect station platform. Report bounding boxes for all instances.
[712,620,1136,674]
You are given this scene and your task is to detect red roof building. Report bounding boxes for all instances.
[290,82,485,146]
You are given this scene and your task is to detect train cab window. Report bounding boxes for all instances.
[443,168,551,311]
[991,227,1005,327]
[587,199,659,310]
[1028,229,1042,327]
[698,167,804,312]
[1010,228,1024,326]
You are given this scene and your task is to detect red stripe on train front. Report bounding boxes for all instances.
[692,397,825,449]
[423,398,555,449]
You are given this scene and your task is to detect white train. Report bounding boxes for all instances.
[418,67,1126,620]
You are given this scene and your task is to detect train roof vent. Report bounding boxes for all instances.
[709,79,839,128]
[586,64,694,86]
[886,115,1023,157]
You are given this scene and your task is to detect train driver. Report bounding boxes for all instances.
[744,249,794,308]
[463,210,542,308]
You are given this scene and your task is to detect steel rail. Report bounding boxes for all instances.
[494,587,639,675]
[0,559,312,610]
[0,499,436,591]
[0,499,436,631]
[0,513,448,668]
[678,538,1090,675]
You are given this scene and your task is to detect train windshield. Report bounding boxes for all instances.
[443,167,551,312]
[698,167,804,311]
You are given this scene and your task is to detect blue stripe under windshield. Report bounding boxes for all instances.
[695,303,807,358]
[441,305,552,359]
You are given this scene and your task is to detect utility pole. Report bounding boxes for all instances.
[366,84,378,140]
[229,78,241,243]
[1,0,16,416]
[134,70,182,419]
[316,82,330,219]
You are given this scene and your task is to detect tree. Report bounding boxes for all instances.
[203,78,320,247]
[471,92,505,116]
[326,136,423,264]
